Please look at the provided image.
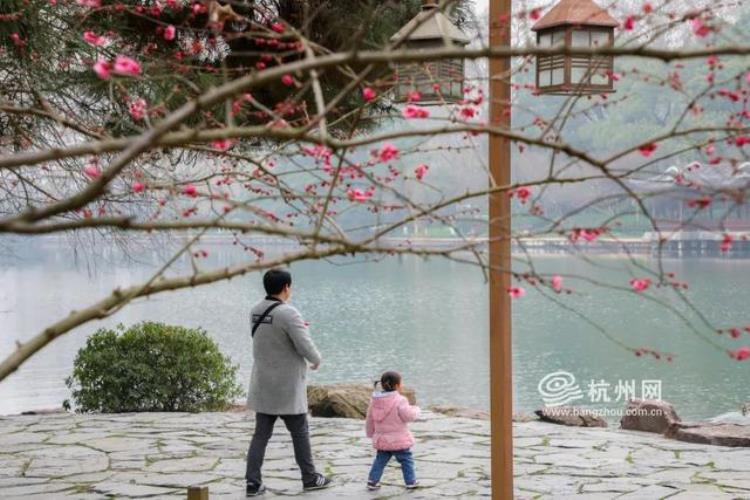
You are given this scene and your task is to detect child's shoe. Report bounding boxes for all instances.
[405,480,420,489]
[367,480,381,490]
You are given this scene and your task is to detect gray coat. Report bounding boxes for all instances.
[246,299,322,415]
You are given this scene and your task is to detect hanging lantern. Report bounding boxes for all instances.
[532,0,618,95]
[390,0,470,104]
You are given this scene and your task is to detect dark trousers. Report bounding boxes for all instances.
[245,413,317,485]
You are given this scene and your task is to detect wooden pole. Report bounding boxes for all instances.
[488,0,513,499]
[187,486,209,500]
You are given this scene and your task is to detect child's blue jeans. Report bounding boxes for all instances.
[368,449,416,485]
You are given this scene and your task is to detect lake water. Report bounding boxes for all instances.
[1,239,749,419]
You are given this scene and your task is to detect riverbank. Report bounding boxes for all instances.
[2,411,750,499]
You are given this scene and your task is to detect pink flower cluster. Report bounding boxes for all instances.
[729,346,750,361]
[347,187,374,203]
[83,31,107,46]
[402,105,430,119]
[128,98,147,121]
[510,186,531,204]
[630,278,652,293]
[378,143,400,163]
[569,227,604,243]
[93,55,142,80]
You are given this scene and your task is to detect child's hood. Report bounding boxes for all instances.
[370,391,401,422]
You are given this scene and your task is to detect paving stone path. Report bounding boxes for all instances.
[1,411,750,499]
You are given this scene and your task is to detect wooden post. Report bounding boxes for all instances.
[489,0,513,499]
[187,485,209,500]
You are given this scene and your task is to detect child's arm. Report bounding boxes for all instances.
[365,403,375,437]
[397,397,421,423]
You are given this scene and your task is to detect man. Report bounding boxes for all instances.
[245,269,332,496]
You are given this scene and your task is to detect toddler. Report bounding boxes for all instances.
[365,371,420,490]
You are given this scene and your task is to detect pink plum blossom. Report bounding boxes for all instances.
[83,31,106,46]
[639,143,658,157]
[623,15,637,31]
[378,143,400,162]
[113,55,141,77]
[630,278,652,293]
[347,188,373,202]
[691,18,712,38]
[164,25,176,41]
[362,87,377,102]
[414,164,429,180]
[720,234,733,253]
[406,91,421,103]
[402,105,430,119]
[507,287,526,299]
[513,186,531,204]
[128,98,147,120]
[83,164,101,179]
[729,346,750,361]
[551,275,563,293]
[93,58,111,79]
[211,139,234,151]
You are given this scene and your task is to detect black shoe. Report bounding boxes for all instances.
[246,482,266,496]
[303,474,333,491]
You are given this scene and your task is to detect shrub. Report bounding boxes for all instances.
[65,322,244,412]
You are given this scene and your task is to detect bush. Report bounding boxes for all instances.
[65,322,244,413]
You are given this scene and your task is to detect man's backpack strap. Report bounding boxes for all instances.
[251,300,283,337]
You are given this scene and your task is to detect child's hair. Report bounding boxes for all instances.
[375,371,402,392]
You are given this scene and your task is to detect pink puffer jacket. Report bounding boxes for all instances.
[365,391,420,451]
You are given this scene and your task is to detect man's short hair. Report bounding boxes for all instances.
[263,269,292,296]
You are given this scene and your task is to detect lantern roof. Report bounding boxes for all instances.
[531,0,618,31]
[390,3,470,45]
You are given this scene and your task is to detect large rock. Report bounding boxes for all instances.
[307,384,416,419]
[535,406,608,428]
[666,423,750,447]
[428,405,537,422]
[430,405,490,420]
[620,399,680,434]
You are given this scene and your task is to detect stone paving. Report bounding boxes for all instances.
[1,411,750,499]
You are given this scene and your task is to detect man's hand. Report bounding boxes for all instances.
[310,363,320,371]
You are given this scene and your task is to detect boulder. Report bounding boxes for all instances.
[429,406,540,422]
[307,384,416,419]
[666,423,750,447]
[429,405,490,420]
[534,406,608,428]
[620,399,680,434]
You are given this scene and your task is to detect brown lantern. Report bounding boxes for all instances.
[532,0,618,95]
[390,0,470,104]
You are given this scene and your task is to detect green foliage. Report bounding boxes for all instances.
[65,322,243,413]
